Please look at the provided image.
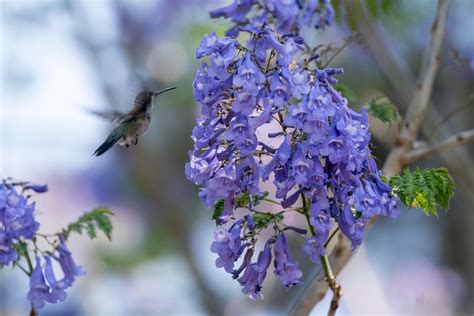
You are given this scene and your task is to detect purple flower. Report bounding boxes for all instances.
[265,0,300,32]
[304,192,332,260]
[44,256,68,303]
[307,84,336,119]
[210,220,243,273]
[199,164,238,208]
[26,257,51,310]
[237,240,272,299]
[225,115,254,146]
[320,137,350,164]
[233,53,265,96]
[55,238,85,287]
[291,146,314,186]
[262,137,292,182]
[0,184,39,240]
[285,103,308,130]
[246,215,255,230]
[196,33,236,66]
[210,0,255,23]
[354,177,399,220]
[236,157,261,194]
[303,236,324,262]
[23,184,48,193]
[269,72,291,107]
[286,68,311,99]
[301,0,335,29]
[232,91,256,115]
[273,233,303,288]
[0,229,17,265]
[336,203,366,249]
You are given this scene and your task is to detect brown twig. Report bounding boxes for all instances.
[321,32,361,69]
[403,129,474,164]
[320,255,343,316]
[438,92,474,126]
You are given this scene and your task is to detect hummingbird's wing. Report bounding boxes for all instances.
[89,110,128,125]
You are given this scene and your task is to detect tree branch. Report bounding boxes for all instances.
[383,0,450,175]
[320,255,343,316]
[290,234,351,316]
[403,129,474,164]
[398,0,450,146]
[438,92,474,126]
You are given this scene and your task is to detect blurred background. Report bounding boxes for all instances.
[0,0,473,315]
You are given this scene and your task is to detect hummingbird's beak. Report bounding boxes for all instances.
[153,86,177,97]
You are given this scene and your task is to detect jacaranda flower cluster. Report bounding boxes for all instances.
[1,183,42,266]
[0,181,108,311]
[186,0,399,299]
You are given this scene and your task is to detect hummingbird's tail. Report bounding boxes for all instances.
[93,133,121,157]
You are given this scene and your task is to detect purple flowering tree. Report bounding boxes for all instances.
[0,180,113,315]
[186,0,468,314]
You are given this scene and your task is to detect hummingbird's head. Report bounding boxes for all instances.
[134,91,155,109]
[134,87,176,109]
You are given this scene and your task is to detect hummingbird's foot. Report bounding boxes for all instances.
[134,138,138,145]
[126,144,129,148]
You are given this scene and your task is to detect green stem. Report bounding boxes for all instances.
[263,198,282,206]
[24,249,34,273]
[301,191,342,315]
[301,193,316,236]
[13,261,30,275]
[324,227,340,248]
[319,253,335,282]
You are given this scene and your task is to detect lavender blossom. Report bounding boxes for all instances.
[26,257,51,310]
[273,233,303,288]
[187,0,399,299]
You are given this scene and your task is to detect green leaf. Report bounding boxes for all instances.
[234,192,269,208]
[252,213,284,229]
[212,192,269,224]
[212,199,224,221]
[368,96,399,124]
[366,0,379,17]
[12,240,28,256]
[388,167,455,216]
[346,1,360,31]
[334,83,358,103]
[252,191,269,206]
[64,208,114,241]
[381,0,393,14]
[331,0,342,23]
[234,193,249,208]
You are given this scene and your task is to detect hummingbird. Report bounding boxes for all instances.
[92,86,176,156]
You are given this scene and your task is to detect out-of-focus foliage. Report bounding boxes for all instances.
[332,0,399,30]
[334,83,358,103]
[368,96,399,124]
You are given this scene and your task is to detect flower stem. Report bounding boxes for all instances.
[301,193,316,236]
[301,191,343,315]
[319,254,343,316]
[324,227,340,248]
[24,248,34,273]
